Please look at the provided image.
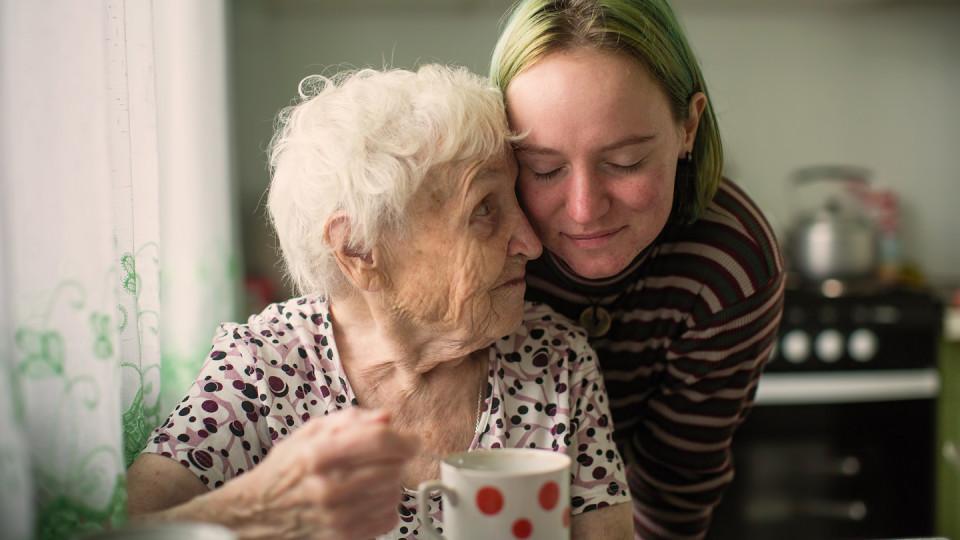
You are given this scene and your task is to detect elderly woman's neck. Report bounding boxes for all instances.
[328,294,481,390]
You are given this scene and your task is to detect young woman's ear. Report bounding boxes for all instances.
[681,92,708,154]
[323,214,387,292]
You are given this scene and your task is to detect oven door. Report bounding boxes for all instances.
[709,372,938,540]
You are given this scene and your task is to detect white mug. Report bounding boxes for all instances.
[416,448,571,540]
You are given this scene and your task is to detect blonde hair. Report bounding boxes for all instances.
[267,64,512,296]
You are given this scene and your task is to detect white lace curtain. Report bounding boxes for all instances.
[0,1,240,538]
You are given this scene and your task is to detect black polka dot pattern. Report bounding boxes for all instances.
[140,298,630,539]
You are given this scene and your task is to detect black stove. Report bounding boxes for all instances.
[709,284,944,540]
[767,285,943,372]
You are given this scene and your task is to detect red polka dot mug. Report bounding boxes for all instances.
[416,448,571,540]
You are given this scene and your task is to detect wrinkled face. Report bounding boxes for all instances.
[507,48,694,279]
[382,149,542,345]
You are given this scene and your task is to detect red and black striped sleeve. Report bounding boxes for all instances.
[625,272,784,538]
[622,180,785,539]
[525,178,786,539]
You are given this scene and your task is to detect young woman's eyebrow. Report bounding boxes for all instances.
[514,134,657,155]
[597,134,657,153]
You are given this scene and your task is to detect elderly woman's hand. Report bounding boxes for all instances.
[128,407,419,540]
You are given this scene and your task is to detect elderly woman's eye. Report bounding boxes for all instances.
[474,200,492,217]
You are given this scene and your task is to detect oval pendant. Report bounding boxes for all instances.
[579,306,612,338]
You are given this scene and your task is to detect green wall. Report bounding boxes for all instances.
[938,335,960,536]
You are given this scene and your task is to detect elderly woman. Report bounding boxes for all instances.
[126,65,633,539]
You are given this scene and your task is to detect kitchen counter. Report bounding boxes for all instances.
[755,368,940,405]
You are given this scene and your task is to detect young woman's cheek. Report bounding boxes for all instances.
[617,167,672,214]
[517,179,557,231]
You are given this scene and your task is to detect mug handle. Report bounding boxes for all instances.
[416,480,458,540]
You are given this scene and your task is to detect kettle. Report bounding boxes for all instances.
[785,166,880,284]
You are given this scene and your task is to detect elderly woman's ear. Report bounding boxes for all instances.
[324,214,387,292]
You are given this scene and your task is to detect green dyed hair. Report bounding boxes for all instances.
[491,0,722,223]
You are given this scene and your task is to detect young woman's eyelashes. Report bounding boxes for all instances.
[607,159,646,174]
[525,157,648,182]
[531,166,564,181]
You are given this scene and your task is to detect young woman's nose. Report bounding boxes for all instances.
[566,169,609,225]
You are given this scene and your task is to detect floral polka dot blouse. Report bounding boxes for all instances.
[141,296,631,539]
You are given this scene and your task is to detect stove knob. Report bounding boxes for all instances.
[815,330,844,363]
[848,328,878,363]
[781,330,810,364]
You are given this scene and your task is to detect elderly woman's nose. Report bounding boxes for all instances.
[509,210,543,259]
[566,169,610,225]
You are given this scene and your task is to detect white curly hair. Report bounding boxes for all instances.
[267,64,514,297]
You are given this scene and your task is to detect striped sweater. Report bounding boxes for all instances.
[524,178,786,539]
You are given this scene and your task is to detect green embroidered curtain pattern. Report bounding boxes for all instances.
[0,1,239,538]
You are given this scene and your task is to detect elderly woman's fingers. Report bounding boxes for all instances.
[242,409,417,506]
[299,461,405,510]
[327,461,406,497]
[326,468,407,518]
[260,407,416,477]
[224,408,417,539]
[306,414,419,472]
[295,473,401,540]
[303,406,390,433]
[320,487,403,536]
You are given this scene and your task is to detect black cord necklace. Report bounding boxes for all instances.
[537,250,651,339]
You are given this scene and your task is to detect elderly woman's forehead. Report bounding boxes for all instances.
[461,154,513,186]
[477,152,513,174]
[420,155,508,200]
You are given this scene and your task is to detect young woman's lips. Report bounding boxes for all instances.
[562,227,625,248]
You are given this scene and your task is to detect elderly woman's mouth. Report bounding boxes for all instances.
[495,276,526,289]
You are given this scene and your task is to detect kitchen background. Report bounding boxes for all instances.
[227,0,960,538]
[231,0,960,303]
[0,0,957,538]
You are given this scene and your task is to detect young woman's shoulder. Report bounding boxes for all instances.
[652,177,785,314]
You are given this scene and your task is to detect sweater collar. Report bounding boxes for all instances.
[534,245,653,297]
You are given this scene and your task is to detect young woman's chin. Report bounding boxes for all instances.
[553,248,634,279]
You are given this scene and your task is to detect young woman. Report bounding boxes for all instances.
[491,1,786,537]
